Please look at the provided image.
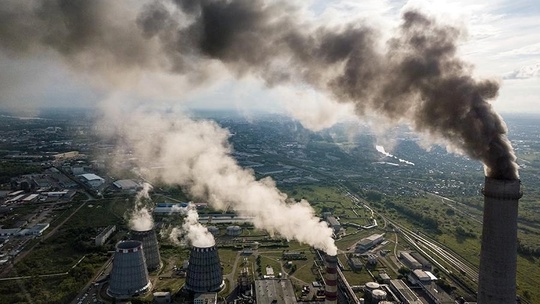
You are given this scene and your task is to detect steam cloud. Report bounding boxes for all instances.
[0,0,520,252]
[181,203,215,248]
[128,182,154,231]
[107,110,338,254]
[165,203,215,247]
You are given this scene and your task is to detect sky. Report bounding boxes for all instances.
[0,0,538,115]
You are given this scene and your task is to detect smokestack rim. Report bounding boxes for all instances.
[130,228,155,234]
[116,240,143,252]
[482,177,522,200]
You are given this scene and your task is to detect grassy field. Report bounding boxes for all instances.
[0,196,133,303]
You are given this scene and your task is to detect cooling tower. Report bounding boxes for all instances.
[130,228,162,271]
[185,245,225,293]
[478,177,522,304]
[324,254,338,304]
[107,240,151,299]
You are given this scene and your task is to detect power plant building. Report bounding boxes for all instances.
[113,179,140,192]
[95,225,116,246]
[78,173,105,188]
[130,228,162,271]
[389,279,422,304]
[254,279,297,304]
[108,240,151,299]
[409,251,432,271]
[193,292,217,304]
[325,215,341,234]
[185,245,224,293]
[356,234,384,252]
[399,251,422,270]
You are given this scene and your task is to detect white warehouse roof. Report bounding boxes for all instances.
[80,173,104,182]
[113,179,139,190]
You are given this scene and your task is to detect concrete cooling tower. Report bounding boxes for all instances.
[130,228,162,271]
[478,177,522,304]
[185,245,225,293]
[107,240,151,299]
[324,254,338,304]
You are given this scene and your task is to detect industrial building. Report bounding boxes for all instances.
[325,215,341,234]
[389,279,423,304]
[95,225,116,246]
[348,257,363,270]
[107,240,152,299]
[419,282,454,304]
[409,251,432,271]
[112,179,140,192]
[399,251,422,270]
[355,234,384,252]
[254,279,297,304]
[193,292,217,304]
[78,173,105,188]
[408,269,436,284]
[185,245,224,293]
[153,291,172,303]
[130,228,162,271]
[153,202,188,215]
[0,223,49,237]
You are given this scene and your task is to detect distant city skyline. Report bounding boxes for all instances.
[0,0,538,118]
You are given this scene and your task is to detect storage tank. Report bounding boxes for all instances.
[365,281,380,291]
[372,289,387,302]
[107,240,151,299]
[226,225,242,236]
[207,226,220,236]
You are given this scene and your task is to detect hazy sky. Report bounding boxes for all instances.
[0,0,538,115]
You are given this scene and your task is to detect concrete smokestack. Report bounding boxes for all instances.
[185,245,225,293]
[324,254,338,304]
[478,177,522,304]
[107,240,152,299]
[130,228,162,271]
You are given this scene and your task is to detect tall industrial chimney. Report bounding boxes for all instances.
[130,228,162,271]
[478,177,522,304]
[185,245,225,293]
[107,240,152,299]
[324,254,338,304]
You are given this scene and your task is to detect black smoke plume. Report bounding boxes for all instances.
[0,0,518,179]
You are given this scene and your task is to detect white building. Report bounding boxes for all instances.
[79,173,105,188]
[113,179,140,192]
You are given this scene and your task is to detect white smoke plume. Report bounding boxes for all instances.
[164,203,214,247]
[107,108,337,255]
[182,203,215,248]
[128,182,155,231]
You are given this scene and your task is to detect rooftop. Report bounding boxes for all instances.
[79,173,104,181]
[255,279,297,304]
